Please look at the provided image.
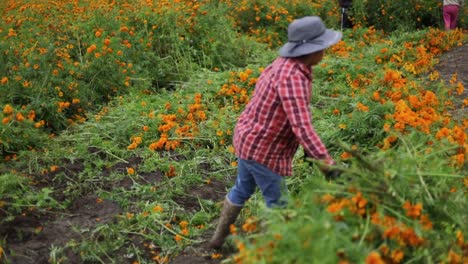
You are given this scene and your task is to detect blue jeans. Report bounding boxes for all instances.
[227,158,288,208]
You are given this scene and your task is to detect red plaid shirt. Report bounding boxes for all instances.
[233,57,334,176]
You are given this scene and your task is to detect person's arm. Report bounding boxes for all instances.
[278,74,334,165]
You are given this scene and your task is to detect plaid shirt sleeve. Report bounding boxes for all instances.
[277,69,334,165]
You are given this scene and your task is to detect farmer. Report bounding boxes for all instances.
[443,0,464,30]
[209,16,342,249]
[339,0,353,29]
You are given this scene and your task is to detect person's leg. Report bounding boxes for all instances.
[443,5,452,30]
[243,160,288,208]
[209,159,255,249]
[227,159,257,206]
[450,5,460,29]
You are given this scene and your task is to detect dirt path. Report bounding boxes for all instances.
[433,43,468,121]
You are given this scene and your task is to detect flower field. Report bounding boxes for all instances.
[0,0,467,263]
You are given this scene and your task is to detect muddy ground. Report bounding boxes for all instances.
[0,43,466,264]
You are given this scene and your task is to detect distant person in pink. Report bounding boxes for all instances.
[443,0,464,30]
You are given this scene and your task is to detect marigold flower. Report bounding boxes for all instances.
[341,151,352,159]
[357,102,369,112]
[365,251,384,264]
[419,214,433,230]
[16,112,25,122]
[242,217,257,233]
[1,77,8,85]
[391,249,404,263]
[403,201,422,219]
[127,167,135,175]
[179,221,189,229]
[152,205,163,213]
[3,104,13,114]
[87,44,97,53]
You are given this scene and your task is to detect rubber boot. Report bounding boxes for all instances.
[208,198,242,249]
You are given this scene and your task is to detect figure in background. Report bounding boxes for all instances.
[339,0,353,30]
[443,0,464,30]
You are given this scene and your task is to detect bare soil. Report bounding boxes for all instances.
[433,43,468,121]
[0,43,466,264]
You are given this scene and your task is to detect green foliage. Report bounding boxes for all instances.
[0,173,60,222]
[351,0,467,31]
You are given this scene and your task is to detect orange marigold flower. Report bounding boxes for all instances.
[341,151,352,159]
[16,112,25,122]
[179,220,189,229]
[373,91,380,101]
[3,104,13,115]
[403,201,422,219]
[1,77,8,85]
[127,167,135,175]
[447,250,461,263]
[365,251,385,264]
[357,102,369,112]
[390,249,404,263]
[87,44,97,54]
[242,217,258,233]
[419,214,433,230]
[383,123,391,132]
[152,205,163,213]
[436,127,451,140]
[320,194,335,203]
[455,230,464,246]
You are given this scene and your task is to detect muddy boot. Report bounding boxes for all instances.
[208,198,242,249]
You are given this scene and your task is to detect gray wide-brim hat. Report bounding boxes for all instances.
[279,16,342,58]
